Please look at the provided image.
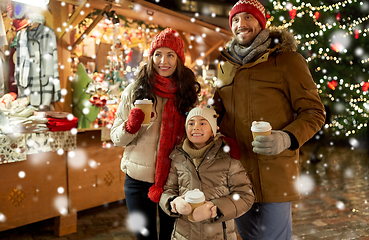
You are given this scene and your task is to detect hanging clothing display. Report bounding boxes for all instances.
[0,13,8,97]
[15,23,61,107]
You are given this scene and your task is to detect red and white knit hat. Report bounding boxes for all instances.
[149,28,185,63]
[229,0,267,29]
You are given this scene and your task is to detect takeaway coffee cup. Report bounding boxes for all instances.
[251,121,272,140]
[185,189,205,221]
[134,99,153,125]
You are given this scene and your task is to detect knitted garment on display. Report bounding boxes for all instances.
[148,73,185,202]
[13,19,29,32]
[229,0,266,29]
[27,14,46,25]
[148,28,185,63]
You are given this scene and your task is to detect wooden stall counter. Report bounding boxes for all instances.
[0,151,68,233]
[0,129,125,236]
[69,128,125,213]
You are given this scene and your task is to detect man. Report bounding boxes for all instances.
[213,0,326,239]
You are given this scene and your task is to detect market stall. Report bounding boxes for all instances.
[0,0,232,236]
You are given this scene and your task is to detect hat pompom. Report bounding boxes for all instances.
[148,184,163,203]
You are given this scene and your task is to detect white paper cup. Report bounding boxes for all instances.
[185,189,205,221]
[134,99,153,125]
[251,121,272,140]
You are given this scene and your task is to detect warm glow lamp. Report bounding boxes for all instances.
[12,0,49,7]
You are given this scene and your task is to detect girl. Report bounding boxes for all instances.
[159,105,255,240]
[110,28,200,240]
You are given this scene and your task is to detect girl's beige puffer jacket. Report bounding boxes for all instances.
[160,138,255,240]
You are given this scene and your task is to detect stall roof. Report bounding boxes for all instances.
[56,0,233,68]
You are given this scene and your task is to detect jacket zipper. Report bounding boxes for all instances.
[222,222,227,240]
[178,148,202,181]
[174,144,226,239]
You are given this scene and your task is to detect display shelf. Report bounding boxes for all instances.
[68,129,125,212]
[0,151,68,232]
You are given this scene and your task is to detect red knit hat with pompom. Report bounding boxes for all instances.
[149,28,185,63]
[229,0,266,30]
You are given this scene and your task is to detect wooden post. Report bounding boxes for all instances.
[51,0,73,113]
[54,213,77,236]
[71,4,112,51]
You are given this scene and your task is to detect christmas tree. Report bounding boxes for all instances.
[265,0,369,141]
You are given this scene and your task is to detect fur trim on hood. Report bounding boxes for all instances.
[268,26,298,52]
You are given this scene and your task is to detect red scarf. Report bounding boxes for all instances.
[148,74,185,202]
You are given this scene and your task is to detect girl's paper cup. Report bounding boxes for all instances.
[185,189,205,221]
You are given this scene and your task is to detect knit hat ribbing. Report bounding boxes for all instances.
[186,105,218,137]
[229,0,266,30]
[149,28,185,63]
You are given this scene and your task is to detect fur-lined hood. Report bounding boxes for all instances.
[268,26,298,52]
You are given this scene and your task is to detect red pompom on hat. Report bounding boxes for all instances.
[229,0,267,30]
[149,28,185,63]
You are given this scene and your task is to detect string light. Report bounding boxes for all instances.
[269,0,369,138]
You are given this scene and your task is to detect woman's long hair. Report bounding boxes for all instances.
[132,57,200,115]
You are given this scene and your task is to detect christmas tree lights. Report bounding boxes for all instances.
[266,0,369,140]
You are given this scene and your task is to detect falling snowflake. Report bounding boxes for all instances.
[0,213,6,222]
[233,193,240,201]
[18,171,26,178]
[126,211,149,236]
[223,145,230,153]
[336,201,345,210]
[330,30,351,53]
[354,47,364,57]
[348,138,359,148]
[67,149,87,169]
[295,174,315,194]
[54,195,68,215]
[344,168,354,178]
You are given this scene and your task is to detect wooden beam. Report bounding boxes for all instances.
[189,40,224,69]
[51,0,72,113]
[58,0,90,39]
[71,4,112,51]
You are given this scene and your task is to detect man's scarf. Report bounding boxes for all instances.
[229,29,271,64]
[148,73,185,202]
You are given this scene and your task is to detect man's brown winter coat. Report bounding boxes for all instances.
[213,27,326,203]
[159,138,255,240]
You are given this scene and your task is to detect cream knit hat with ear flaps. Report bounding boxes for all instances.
[186,105,218,137]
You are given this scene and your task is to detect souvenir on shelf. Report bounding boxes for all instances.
[72,63,101,129]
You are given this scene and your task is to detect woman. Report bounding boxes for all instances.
[110,28,200,240]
